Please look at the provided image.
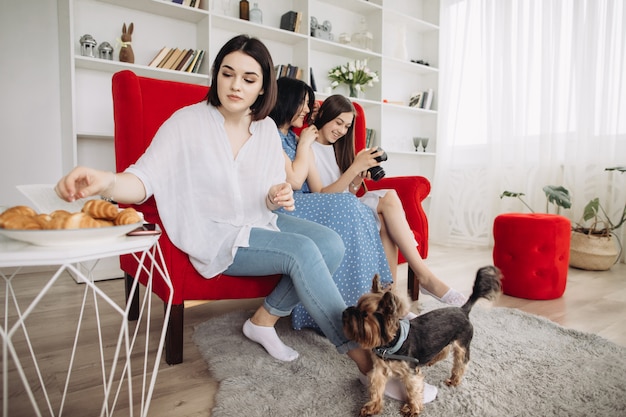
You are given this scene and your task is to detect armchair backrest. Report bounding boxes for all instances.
[351,101,368,152]
[112,70,209,173]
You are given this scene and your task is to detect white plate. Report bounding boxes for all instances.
[0,222,144,247]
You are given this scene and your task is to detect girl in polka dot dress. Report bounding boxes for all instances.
[270,77,394,331]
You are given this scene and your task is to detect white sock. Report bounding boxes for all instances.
[440,289,467,306]
[242,319,299,362]
[420,286,467,306]
[403,311,418,320]
[358,373,437,403]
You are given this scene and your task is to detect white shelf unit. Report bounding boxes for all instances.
[58,0,439,236]
[59,0,439,174]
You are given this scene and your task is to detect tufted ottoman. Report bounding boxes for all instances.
[492,213,571,300]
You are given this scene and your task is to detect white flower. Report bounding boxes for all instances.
[327,58,379,93]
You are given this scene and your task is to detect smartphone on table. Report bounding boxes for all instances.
[127,223,161,236]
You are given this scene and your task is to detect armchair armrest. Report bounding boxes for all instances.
[364,175,431,259]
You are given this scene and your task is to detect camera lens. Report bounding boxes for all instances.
[368,148,387,180]
[368,166,386,181]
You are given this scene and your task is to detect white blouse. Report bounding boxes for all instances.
[126,102,285,277]
[311,141,345,191]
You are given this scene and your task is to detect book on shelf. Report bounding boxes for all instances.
[168,48,188,70]
[148,46,171,67]
[423,88,434,110]
[171,0,183,4]
[156,48,176,68]
[365,128,375,148]
[192,50,205,73]
[161,48,184,70]
[186,49,205,73]
[309,68,317,91]
[275,64,302,80]
[280,11,301,32]
[176,49,195,71]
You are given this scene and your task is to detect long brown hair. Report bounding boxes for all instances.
[313,95,357,173]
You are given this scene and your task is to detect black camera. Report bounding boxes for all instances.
[368,148,388,181]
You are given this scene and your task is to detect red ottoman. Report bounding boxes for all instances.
[493,213,571,300]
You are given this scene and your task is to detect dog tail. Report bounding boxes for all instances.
[461,265,502,315]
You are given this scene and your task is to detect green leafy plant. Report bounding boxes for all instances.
[500,185,572,214]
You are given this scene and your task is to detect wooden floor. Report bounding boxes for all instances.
[2,244,625,416]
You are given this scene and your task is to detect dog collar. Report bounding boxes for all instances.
[372,319,420,366]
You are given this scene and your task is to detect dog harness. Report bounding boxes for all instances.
[372,319,421,366]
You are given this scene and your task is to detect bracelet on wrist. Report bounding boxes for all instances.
[101,172,117,202]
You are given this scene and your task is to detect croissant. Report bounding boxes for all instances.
[82,199,118,220]
[114,207,142,225]
[50,209,72,219]
[62,213,102,229]
[34,213,52,228]
[0,213,42,230]
[1,205,37,218]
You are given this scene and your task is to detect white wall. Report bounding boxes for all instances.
[0,1,63,207]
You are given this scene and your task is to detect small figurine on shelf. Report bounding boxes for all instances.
[118,22,134,64]
[79,34,97,58]
[98,42,114,60]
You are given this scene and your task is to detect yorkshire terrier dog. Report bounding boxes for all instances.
[343,266,502,417]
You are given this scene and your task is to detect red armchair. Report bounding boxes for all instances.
[350,102,431,300]
[111,70,281,365]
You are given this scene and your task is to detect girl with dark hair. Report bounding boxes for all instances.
[270,77,393,331]
[308,95,467,306]
[54,36,386,382]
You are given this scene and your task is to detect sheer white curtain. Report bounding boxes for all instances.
[430,0,626,255]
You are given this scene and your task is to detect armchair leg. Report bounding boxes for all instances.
[165,303,184,365]
[407,267,421,301]
[125,273,140,321]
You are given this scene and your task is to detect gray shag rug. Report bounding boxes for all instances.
[192,300,626,416]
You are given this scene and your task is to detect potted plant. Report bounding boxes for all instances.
[568,166,626,270]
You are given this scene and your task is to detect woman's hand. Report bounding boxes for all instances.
[297,125,318,148]
[55,166,113,202]
[353,147,384,174]
[267,183,295,211]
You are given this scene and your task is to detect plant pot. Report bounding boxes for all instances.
[569,230,619,271]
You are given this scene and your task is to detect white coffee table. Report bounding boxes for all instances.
[0,228,172,417]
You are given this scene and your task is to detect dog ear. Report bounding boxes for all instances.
[342,307,365,341]
[371,274,383,293]
[378,291,400,316]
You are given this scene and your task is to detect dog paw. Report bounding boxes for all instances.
[445,377,461,386]
[360,402,383,417]
[400,402,422,417]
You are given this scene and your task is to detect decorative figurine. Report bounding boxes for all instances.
[79,34,97,58]
[118,22,134,64]
[98,41,114,60]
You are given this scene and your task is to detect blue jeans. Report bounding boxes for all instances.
[224,213,358,353]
